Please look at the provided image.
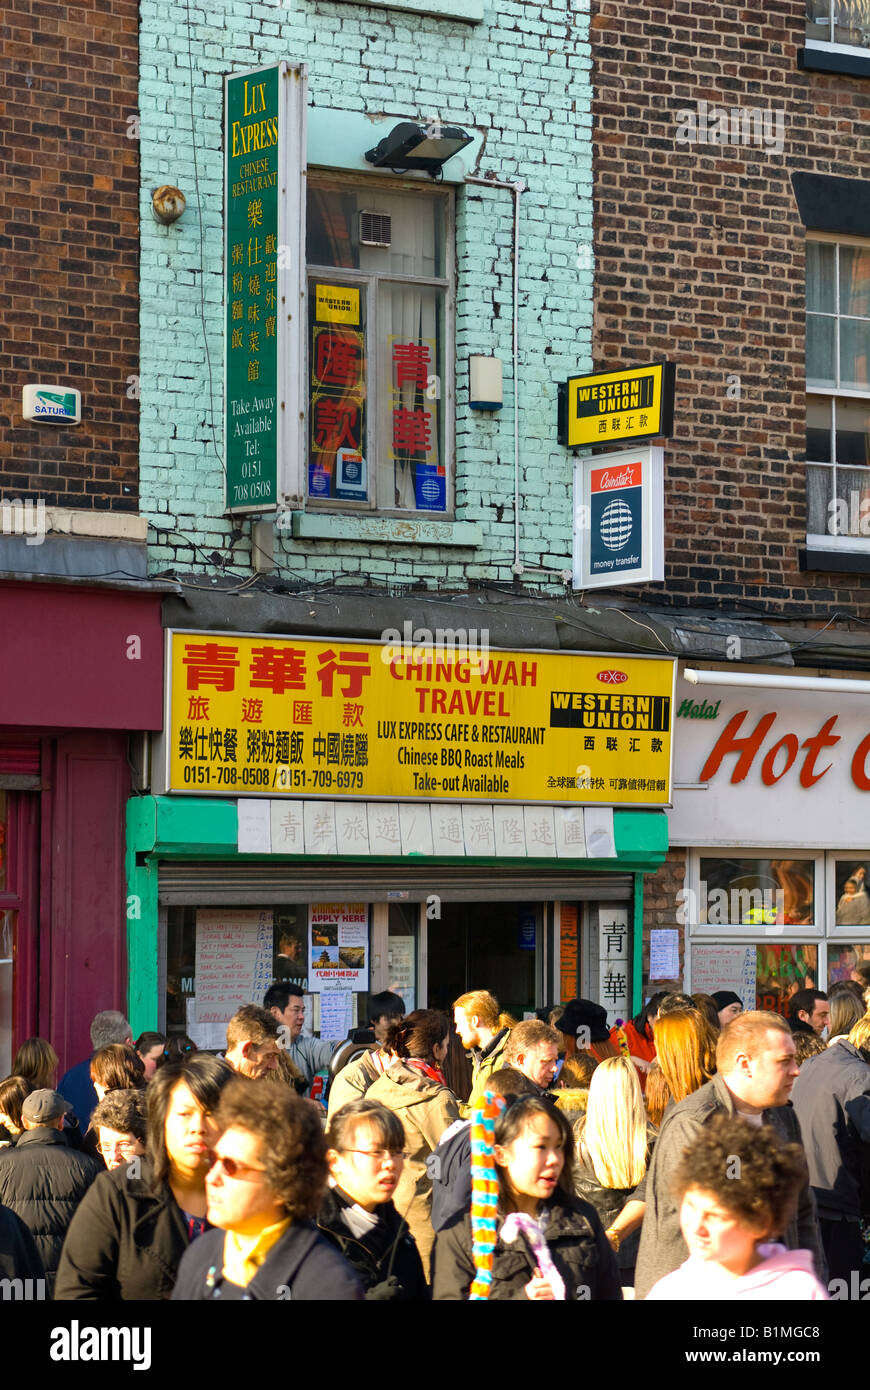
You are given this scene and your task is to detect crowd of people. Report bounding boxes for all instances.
[1,966,870,1301]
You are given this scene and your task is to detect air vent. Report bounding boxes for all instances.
[360,211,391,247]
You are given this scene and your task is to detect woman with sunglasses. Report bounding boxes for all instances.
[172,1078,363,1300]
[55,1054,233,1300]
[316,1098,428,1300]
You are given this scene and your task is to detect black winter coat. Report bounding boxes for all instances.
[0,1204,45,1289]
[431,1189,623,1301]
[0,1127,100,1292]
[316,1186,429,1299]
[54,1159,194,1301]
[171,1220,364,1301]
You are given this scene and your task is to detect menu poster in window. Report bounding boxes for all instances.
[388,935,416,1013]
[691,943,756,1014]
[320,990,353,1041]
[649,928,680,981]
[192,910,274,1047]
[308,903,368,991]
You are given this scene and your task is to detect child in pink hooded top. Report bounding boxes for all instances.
[646,1114,828,1301]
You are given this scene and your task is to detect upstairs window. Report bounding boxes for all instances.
[806,235,870,546]
[305,173,453,516]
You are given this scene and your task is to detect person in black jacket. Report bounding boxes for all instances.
[55,1053,234,1300]
[318,1098,428,1299]
[431,1094,622,1300]
[0,1203,45,1294]
[431,1067,538,1235]
[0,1088,101,1294]
[172,1077,362,1300]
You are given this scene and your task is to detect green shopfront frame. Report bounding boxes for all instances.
[125,796,668,1036]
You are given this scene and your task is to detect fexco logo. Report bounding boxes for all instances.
[597,669,628,685]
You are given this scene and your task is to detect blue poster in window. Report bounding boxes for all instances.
[415,464,446,512]
[518,909,536,952]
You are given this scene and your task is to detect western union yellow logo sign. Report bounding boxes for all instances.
[560,362,675,448]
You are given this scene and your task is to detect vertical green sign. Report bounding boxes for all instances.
[224,64,280,511]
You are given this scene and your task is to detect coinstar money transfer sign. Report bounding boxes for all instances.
[166,631,675,805]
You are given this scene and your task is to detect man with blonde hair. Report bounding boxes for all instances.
[633,1010,825,1299]
[453,989,511,1116]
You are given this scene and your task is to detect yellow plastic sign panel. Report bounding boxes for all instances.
[315,284,360,325]
[167,632,675,806]
[562,362,674,449]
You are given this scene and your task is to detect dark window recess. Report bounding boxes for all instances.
[792,172,870,234]
[799,47,870,79]
[800,547,870,574]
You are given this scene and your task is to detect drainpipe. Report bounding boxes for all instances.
[464,174,526,573]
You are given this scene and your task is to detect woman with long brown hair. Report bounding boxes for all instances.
[12,1038,59,1091]
[653,1008,717,1105]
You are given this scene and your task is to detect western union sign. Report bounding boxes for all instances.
[559,361,675,449]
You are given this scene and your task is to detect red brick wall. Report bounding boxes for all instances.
[643,848,687,990]
[592,0,870,614]
[0,0,138,510]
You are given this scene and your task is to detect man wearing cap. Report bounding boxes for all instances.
[0,1088,101,1293]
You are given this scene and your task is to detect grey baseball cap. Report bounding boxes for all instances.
[21,1089,71,1125]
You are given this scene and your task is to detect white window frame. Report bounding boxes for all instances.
[304,170,455,520]
[684,848,870,995]
[806,231,870,551]
[684,848,824,940]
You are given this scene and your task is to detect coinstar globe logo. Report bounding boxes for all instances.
[600,497,633,550]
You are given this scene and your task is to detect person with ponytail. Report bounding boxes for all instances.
[365,1009,460,1270]
[431,1092,622,1301]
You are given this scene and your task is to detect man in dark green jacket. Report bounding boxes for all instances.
[634,1011,826,1299]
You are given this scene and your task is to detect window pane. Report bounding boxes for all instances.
[832,467,870,533]
[835,860,870,924]
[698,858,815,925]
[308,281,368,502]
[756,944,819,1017]
[807,464,832,534]
[306,181,447,278]
[834,0,870,45]
[806,0,831,40]
[806,394,833,462]
[377,281,446,511]
[388,903,417,1013]
[839,245,870,317]
[829,945,870,984]
[807,241,836,313]
[835,399,870,466]
[806,313,836,388]
[839,316,870,390]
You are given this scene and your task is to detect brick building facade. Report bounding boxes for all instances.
[0,0,139,514]
[592,0,870,615]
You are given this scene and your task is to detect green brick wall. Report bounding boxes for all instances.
[139,0,592,591]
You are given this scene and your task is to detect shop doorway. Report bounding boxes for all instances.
[427,901,540,1018]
